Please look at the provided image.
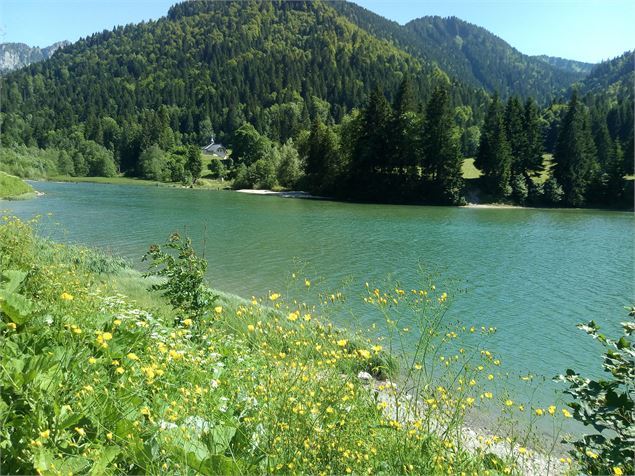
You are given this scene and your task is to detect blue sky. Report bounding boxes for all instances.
[1,0,633,63]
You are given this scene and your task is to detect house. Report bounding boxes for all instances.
[201,135,227,158]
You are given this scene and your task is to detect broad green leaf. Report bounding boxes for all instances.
[89,446,121,476]
[1,270,27,293]
[0,289,33,324]
[206,425,237,455]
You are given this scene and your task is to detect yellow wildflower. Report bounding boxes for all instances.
[61,292,74,301]
[269,293,280,301]
[372,345,382,353]
[247,324,255,332]
[127,352,139,361]
[562,408,572,418]
[39,430,50,439]
[337,339,348,347]
[75,427,86,437]
[7,322,17,330]
[115,367,125,375]
[585,450,598,459]
[106,432,113,440]
[113,319,122,326]
[182,318,193,327]
[535,408,544,416]
[518,447,527,455]
[88,357,97,365]
[214,306,223,314]
[548,405,556,415]
[287,312,299,322]
[358,349,371,359]
[613,467,623,475]
[505,399,513,407]
[484,392,493,399]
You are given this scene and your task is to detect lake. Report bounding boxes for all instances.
[6,181,634,420]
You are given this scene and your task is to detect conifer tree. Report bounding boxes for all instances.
[390,76,418,170]
[475,93,512,198]
[504,96,526,173]
[352,85,391,176]
[553,91,597,207]
[520,97,544,177]
[422,86,464,204]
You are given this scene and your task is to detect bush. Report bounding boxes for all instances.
[142,232,216,322]
[557,307,634,475]
[138,144,168,181]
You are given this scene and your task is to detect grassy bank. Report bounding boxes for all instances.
[0,172,34,200]
[1,216,583,475]
[48,175,229,191]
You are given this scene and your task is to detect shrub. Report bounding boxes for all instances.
[142,232,216,321]
[557,306,634,475]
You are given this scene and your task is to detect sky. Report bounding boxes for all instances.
[1,0,633,63]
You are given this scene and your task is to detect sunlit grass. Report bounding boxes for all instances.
[461,158,482,180]
[0,171,33,199]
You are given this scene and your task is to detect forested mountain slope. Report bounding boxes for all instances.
[1,0,487,159]
[577,50,634,98]
[330,1,585,102]
[532,55,595,75]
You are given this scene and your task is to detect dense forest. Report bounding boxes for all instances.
[0,0,633,208]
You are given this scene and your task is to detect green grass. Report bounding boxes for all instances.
[462,155,555,184]
[0,171,34,199]
[0,216,572,475]
[461,158,482,180]
[534,154,554,185]
[48,175,164,186]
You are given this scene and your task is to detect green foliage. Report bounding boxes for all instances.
[0,269,34,325]
[185,145,203,184]
[276,140,303,188]
[476,94,512,198]
[557,307,635,475]
[553,91,597,207]
[422,86,464,204]
[142,232,216,320]
[206,158,226,180]
[542,176,564,205]
[0,172,33,199]
[138,144,168,181]
[0,146,59,179]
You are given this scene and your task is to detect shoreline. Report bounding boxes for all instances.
[235,188,326,199]
[26,178,632,212]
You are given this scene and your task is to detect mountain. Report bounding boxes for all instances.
[0,0,487,157]
[577,51,634,98]
[532,55,595,75]
[330,1,585,102]
[0,41,69,74]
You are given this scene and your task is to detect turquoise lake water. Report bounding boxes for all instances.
[6,181,634,432]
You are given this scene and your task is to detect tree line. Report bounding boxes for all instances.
[225,77,633,208]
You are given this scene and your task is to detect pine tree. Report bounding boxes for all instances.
[422,86,464,204]
[504,96,526,174]
[475,93,512,198]
[553,91,597,207]
[352,85,391,176]
[519,97,544,177]
[390,76,418,170]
